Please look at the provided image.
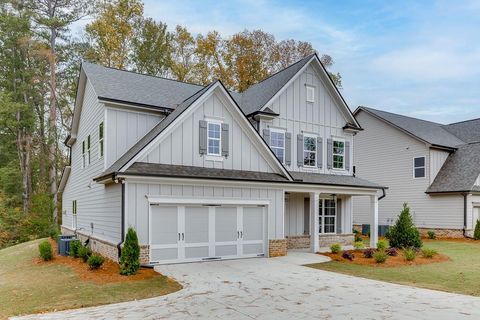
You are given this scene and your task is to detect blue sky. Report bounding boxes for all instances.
[74,0,480,123]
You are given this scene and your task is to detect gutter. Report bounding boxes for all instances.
[117,181,125,259]
[378,188,387,200]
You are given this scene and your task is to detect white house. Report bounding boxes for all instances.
[353,106,480,238]
[58,54,384,265]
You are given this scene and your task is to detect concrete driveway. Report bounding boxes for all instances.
[15,252,480,319]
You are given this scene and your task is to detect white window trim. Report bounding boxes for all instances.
[206,119,222,158]
[98,122,104,159]
[413,156,426,179]
[72,200,77,229]
[270,128,286,164]
[82,141,86,169]
[332,137,346,171]
[87,135,91,166]
[303,133,317,168]
[319,198,336,234]
[306,85,315,103]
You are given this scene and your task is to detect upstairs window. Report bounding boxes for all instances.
[333,139,345,170]
[82,141,86,168]
[270,129,285,164]
[303,134,317,167]
[87,135,91,165]
[413,156,425,178]
[98,122,104,158]
[207,122,221,156]
[306,85,315,103]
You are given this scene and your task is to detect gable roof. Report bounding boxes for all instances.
[426,142,480,193]
[442,118,480,144]
[355,106,465,149]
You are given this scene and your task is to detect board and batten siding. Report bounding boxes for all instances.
[105,106,164,168]
[259,64,353,175]
[124,181,284,244]
[429,148,450,184]
[62,79,122,243]
[141,91,276,173]
[353,111,464,229]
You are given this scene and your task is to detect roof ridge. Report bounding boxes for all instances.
[82,60,204,88]
[445,117,480,126]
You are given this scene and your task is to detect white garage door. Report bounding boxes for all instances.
[150,203,266,264]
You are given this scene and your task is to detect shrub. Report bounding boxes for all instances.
[373,251,388,263]
[78,245,92,263]
[421,247,438,259]
[386,203,422,248]
[363,248,375,258]
[341,251,355,261]
[385,247,398,256]
[474,220,480,240]
[330,243,341,254]
[427,230,436,240]
[353,241,365,250]
[376,239,388,250]
[87,254,105,270]
[354,232,363,243]
[69,239,81,258]
[38,240,53,261]
[48,225,60,241]
[120,227,141,275]
[404,248,416,261]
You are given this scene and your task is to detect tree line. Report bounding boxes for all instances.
[0,0,341,247]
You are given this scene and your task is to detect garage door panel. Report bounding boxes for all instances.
[243,207,264,241]
[215,245,237,256]
[185,246,209,259]
[185,206,209,243]
[215,207,237,242]
[151,248,178,261]
[151,206,178,245]
[243,243,263,255]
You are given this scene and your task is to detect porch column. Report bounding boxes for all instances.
[370,195,379,248]
[310,192,320,252]
[343,195,353,234]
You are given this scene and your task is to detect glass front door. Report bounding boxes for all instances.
[319,199,336,234]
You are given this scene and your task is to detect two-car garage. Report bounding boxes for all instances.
[149,199,267,264]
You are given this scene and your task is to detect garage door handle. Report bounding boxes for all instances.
[240,231,243,238]
[237,231,240,239]
[178,233,181,241]
[182,233,184,241]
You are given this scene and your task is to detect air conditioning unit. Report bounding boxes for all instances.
[58,235,76,256]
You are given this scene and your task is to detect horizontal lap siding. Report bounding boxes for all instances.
[259,65,353,175]
[62,79,122,243]
[142,91,275,173]
[353,111,463,229]
[125,181,284,244]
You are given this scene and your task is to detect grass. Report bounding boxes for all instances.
[309,240,480,296]
[0,239,182,319]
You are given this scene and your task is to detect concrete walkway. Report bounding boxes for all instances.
[14,252,480,319]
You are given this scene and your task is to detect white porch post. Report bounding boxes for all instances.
[344,195,353,234]
[310,192,320,252]
[370,195,379,248]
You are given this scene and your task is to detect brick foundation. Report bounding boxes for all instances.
[140,245,150,264]
[319,234,354,247]
[418,227,464,239]
[269,239,287,257]
[286,235,310,249]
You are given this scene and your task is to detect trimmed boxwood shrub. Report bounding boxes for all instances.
[39,240,53,261]
[427,230,436,240]
[386,203,422,248]
[421,247,437,259]
[373,251,388,263]
[353,241,365,250]
[474,220,480,240]
[330,243,341,254]
[87,254,105,270]
[78,245,92,263]
[404,248,416,261]
[342,251,354,261]
[363,248,375,258]
[376,239,388,250]
[120,227,141,275]
[69,239,81,258]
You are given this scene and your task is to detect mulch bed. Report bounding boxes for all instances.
[320,249,450,267]
[32,239,160,284]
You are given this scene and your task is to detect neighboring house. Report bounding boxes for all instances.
[353,106,480,238]
[58,54,384,265]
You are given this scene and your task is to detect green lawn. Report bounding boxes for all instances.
[309,240,480,296]
[0,239,181,319]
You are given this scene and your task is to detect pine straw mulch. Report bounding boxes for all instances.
[32,238,161,284]
[320,249,450,267]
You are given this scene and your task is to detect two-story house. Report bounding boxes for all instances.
[58,54,384,265]
[353,107,480,238]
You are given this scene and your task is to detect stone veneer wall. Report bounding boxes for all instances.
[286,235,310,249]
[139,245,150,264]
[286,234,355,250]
[61,226,119,261]
[269,239,287,257]
[353,224,466,239]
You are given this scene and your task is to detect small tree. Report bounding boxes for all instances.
[120,227,140,275]
[474,220,480,240]
[386,203,422,248]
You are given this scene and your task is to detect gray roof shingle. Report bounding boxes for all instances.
[442,118,480,144]
[426,142,480,193]
[290,172,384,189]
[357,107,465,149]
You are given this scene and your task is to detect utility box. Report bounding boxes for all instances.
[361,224,370,236]
[58,236,75,256]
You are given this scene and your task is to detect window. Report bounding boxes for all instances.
[82,141,86,168]
[333,139,345,170]
[319,199,336,234]
[306,85,315,102]
[87,135,91,165]
[413,156,425,178]
[98,122,104,158]
[303,135,317,167]
[72,200,77,229]
[270,130,285,163]
[207,122,221,156]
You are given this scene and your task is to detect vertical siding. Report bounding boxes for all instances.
[125,181,284,244]
[62,79,122,242]
[429,149,450,183]
[141,91,275,173]
[105,107,163,168]
[353,111,464,229]
[259,65,354,175]
[285,193,307,236]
